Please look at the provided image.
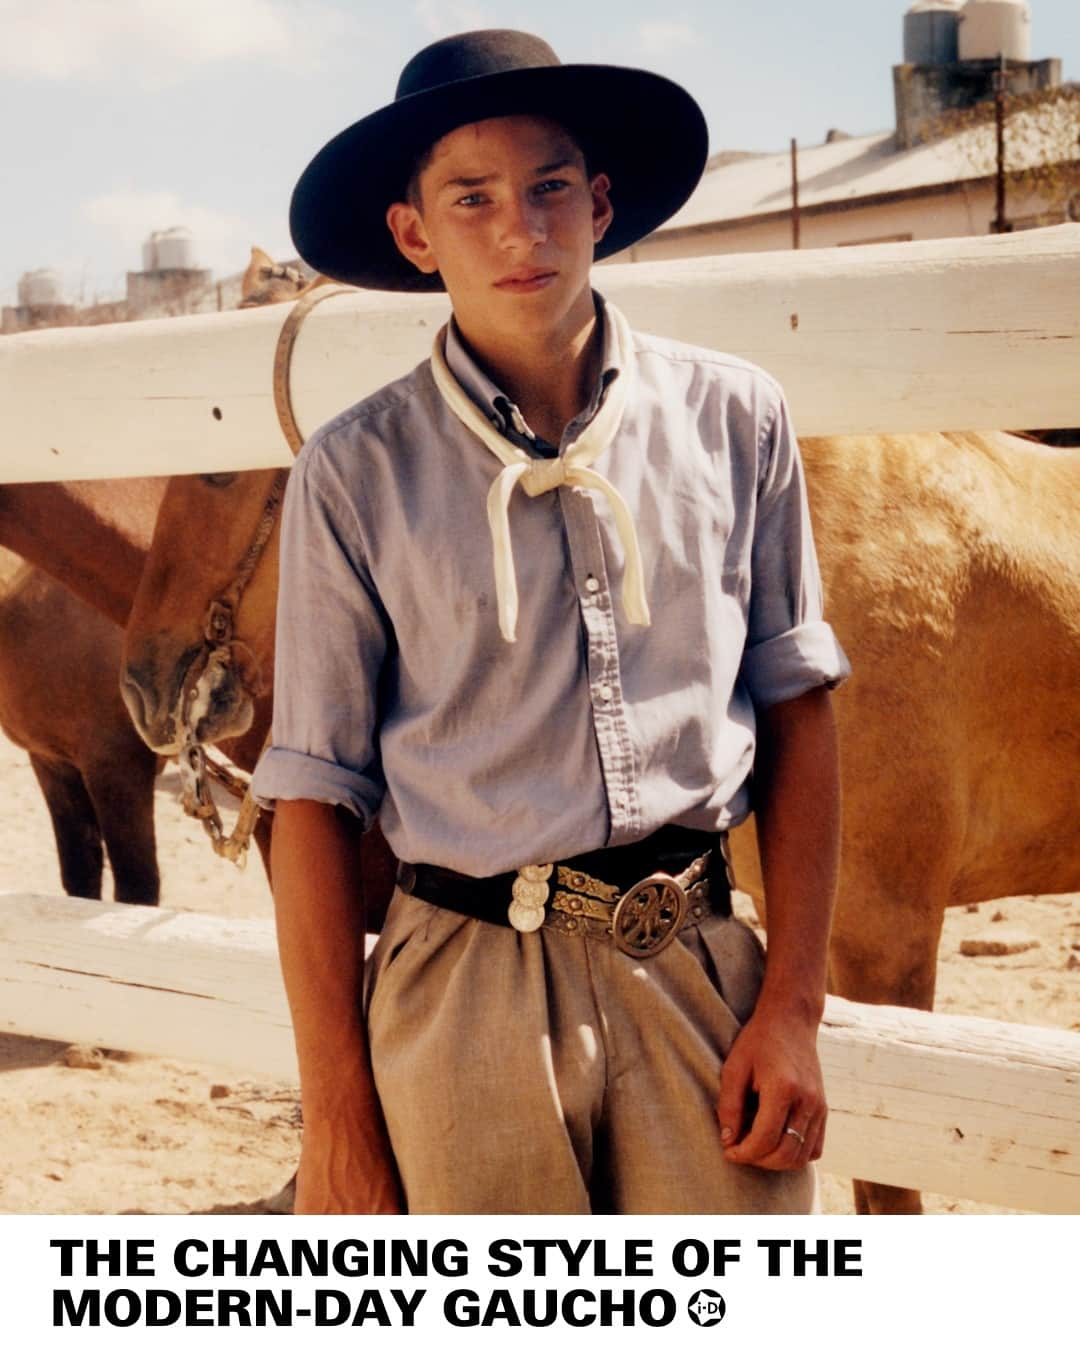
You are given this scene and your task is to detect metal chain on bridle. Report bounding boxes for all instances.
[176,280,356,863]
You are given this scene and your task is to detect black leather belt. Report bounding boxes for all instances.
[396,826,732,955]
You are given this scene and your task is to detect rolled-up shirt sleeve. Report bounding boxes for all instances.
[739,394,851,709]
[250,440,388,824]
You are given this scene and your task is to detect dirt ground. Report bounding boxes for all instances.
[1,727,1077,1215]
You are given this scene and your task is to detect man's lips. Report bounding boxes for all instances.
[494,269,558,292]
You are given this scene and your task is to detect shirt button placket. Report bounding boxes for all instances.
[563,491,637,843]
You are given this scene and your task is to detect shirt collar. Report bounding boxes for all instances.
[443,292,622,443]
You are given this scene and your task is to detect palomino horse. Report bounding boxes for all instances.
[121,414,1080,1214]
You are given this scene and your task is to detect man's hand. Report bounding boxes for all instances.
[295,1118,404,1215]
[718,684,839,1172]
[272,799,403,1214]
[715,1002,826,1171]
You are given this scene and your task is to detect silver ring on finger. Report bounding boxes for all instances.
[784,1125,807,1146]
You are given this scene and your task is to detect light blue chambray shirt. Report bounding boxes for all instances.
[251,295,850,876]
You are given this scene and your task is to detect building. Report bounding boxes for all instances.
[894,0,1060,148]
[124,227,214,319]
[616,0,1076,263]
[1,270,76,335]
[2,231,311,335]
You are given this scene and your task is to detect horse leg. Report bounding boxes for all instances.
[28,754,104,899]
[83,751,161,905]
[828,892,946,1216]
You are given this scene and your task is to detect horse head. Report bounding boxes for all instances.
[120,467,284,754]
[121,246,321,754]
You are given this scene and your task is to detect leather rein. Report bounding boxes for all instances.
[177,281,355,863]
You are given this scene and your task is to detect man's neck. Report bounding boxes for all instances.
[454,295,602,448]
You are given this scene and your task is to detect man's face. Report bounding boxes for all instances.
[386,114,613,346]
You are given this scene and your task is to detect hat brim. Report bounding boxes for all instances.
[289,64,708,291]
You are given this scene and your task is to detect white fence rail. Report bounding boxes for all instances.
[1,226,1079,483]
[1,892,1078,1213]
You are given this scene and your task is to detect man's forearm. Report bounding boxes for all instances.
[753,685,840,1023]
[271,798,400,1211]
[716,685,840,1169]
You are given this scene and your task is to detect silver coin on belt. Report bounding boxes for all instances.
[508,864,553,933]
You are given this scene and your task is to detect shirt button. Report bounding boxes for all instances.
[597,683,614,703]
[584,575,600,593]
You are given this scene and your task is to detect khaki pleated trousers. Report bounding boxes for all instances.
[364,888,816,1215]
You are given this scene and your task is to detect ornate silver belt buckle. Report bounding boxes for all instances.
[611,872,688,958]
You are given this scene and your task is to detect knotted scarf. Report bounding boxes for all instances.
[429,303,651,643]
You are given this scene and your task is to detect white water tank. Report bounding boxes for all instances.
[17,269,64,307]
[142,226,197,272]
[903,1,961,65]
[958,0,1031,62]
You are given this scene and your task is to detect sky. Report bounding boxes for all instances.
[2,0,1077,307]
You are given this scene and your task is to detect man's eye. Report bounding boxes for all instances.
[535,178,569,194]
[456,192,487,207]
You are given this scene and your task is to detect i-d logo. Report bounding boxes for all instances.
[687,1290,726,1327]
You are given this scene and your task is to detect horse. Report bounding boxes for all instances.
[0,246,313,623]
[0,552,161,901]
[0,476,163,627]
[119,418,1080,1213]
[0,249,327,891]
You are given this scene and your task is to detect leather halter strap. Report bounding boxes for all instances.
[200,280,352,647]
[272,282,355,454]
[181,280,356,864]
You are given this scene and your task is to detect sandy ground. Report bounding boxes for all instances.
[1,727,1077,1216]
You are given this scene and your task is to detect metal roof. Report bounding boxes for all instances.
[657,93,1077,233]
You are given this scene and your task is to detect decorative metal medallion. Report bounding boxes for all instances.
[611,872,688,958]
[507,899,546,932]
[508,863,553,932]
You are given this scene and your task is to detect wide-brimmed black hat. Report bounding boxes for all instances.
[289,29,709,291]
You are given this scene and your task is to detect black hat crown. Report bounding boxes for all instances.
[396,31,561,99]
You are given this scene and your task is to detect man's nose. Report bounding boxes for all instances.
[500,194,547,248]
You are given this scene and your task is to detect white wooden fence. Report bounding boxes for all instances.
[0,226,1078,482]
[2,228,1080,1211]
[1,892,1077,1213]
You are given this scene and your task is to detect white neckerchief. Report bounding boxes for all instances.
[430,303,651,643]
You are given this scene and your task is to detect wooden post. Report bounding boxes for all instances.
[992,56,1012,235]
[790,137,801,249]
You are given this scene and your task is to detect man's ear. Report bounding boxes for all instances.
[590,173,614,245]
[385,201,439,275]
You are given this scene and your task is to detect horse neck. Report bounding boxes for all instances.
[0,478,164,626]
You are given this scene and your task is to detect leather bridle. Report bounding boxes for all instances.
[177,281,355,863]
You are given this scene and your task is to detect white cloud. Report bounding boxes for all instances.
[414,1,496,39]
[636,20,696,57]
[79,189,285,279]
[0,0,344,85]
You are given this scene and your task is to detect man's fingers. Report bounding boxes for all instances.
[723,1085,793,1164]
[808,1109,827,1163]
[731,1107,825,1172]
[715,1048,753,1146]
[778,1115,817,1170]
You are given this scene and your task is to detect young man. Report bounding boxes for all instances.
[252,30,849,1214]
